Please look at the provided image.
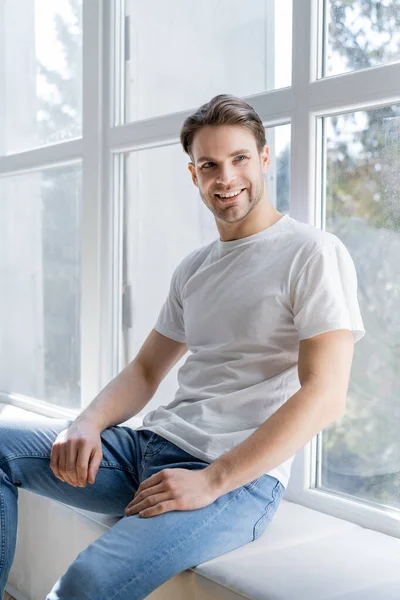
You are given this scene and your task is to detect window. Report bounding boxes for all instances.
[0,166,82,409]
[0,0,82,155]
[318,105,400,510]
[1,0,399,537]
[121,0,292,124]
[323,1,400,78]
[0,0,85,417]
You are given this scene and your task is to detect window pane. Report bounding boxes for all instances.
[318,104,400,510]
[122,0,292,123]
[119,124,290,415]
[324,1,400,78]
[0,165,82,409]
[0,0,82,155]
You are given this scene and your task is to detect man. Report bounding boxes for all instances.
[0,94,365,600]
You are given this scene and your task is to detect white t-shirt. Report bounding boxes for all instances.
[136,214,366,488]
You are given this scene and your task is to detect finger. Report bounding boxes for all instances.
[138,470,167,495]
[134,470,170,498]
[87,448,103,484]
[66,441,81,486]
[126,482,165,510]
[57,449,70,484]
[125,492,172,516]
[50,445,64,482]
[56,446,72,484]
[60,444,77,487]
[139,499,176,518]
[75,445,92,487]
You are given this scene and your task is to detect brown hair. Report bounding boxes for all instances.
[180,94,266,162]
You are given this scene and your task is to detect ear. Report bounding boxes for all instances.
[188,162,199,187]
[260,145,270,173]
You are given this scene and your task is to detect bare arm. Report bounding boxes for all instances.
[205,329,354,495]
[74,329,188,432]
[50,329,187,487]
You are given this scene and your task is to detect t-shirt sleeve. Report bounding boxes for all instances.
[153,262,186,343]
[292,241,366,343]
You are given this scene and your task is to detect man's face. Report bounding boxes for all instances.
[188,125,270,225]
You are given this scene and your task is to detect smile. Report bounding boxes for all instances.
[215,188,245,200]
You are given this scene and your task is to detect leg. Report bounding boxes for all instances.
[0,415,152,598]
[46,433,285,600]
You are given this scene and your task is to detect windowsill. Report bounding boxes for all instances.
[1,399,399,540]
[0,393,79,421]
[0,396,144,429]
[7,478,400,600]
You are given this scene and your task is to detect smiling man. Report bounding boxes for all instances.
[187,122,282,239]
[0,94,365,600]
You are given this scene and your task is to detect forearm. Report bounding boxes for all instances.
[74,360,158,432]
[205,383,345,496]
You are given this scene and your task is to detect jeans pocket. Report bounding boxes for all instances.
[143,433,170,458]
[252,480,284,541]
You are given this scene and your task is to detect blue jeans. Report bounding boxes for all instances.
[0,416,285,599]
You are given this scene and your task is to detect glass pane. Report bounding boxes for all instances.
[318,104,400,511]
[122,0,292,123]
[0,0,82,155]
[0,165,82,410]
[120,124,290,415]
[324,1,400,78]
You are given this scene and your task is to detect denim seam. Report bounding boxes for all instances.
[97,463,136,474]
[144,439,169,458]
[252,479,281,541]
[140,434,156,474]
[107,485,246,600]
[141,435,169,468]
[0,454,137,476]
[0,453,51,466]
[139,432,154,474]
[243,475,264,491]
[0,474,5,576]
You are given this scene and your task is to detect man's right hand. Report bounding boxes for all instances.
[50,420,103,487]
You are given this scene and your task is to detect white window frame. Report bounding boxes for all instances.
[0,0,399,538]
[0,0,108,420]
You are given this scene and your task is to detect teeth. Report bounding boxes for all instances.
[217,189,243,199]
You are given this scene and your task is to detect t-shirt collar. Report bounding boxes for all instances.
[218,213,290,255]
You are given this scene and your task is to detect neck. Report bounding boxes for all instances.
[217,204,284,242]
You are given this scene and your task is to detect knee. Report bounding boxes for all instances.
[0,422,19,465]
[0,456,22,487]
[46,554,98,600]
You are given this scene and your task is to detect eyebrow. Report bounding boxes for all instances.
[196,148,252,164]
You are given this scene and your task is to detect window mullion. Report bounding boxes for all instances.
[287,0,323,495]
[81,0,107,408]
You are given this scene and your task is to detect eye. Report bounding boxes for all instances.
[201,156,248,170]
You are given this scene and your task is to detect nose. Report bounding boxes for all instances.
[216,164,237,186]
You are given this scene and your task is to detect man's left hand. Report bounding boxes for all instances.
[124,468,219,518]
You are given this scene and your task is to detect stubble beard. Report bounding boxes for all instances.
[200,175,264,224]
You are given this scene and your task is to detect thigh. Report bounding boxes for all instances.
[46,437,284,600]
[0,417,152,516]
